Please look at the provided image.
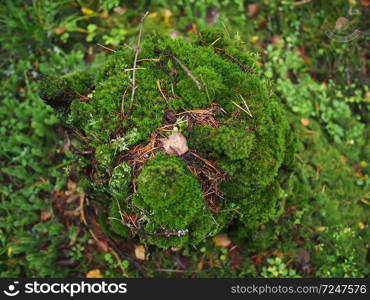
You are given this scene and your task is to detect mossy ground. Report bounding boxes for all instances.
[2,0,368,278]
[41,30,295,248]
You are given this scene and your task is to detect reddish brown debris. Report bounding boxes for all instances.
[116,105,228,214]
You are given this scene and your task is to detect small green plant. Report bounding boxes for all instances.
[69,244,85,261]
[265,39,365,144]
[102,253,129,277]
[261,257,300,278]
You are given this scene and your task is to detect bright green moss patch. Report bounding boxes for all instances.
[134,153,214,248]
[40,30,295,248]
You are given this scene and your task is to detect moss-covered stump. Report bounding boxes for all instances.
[40,30,295,248]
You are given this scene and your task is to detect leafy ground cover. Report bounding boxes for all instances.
[0,0,369,278]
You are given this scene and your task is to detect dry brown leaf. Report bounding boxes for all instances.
[196,261,203,271]
[53,27,66,35]
[86,269,103,278]
[297,248,310,267]
[361,0,370,6]
[300,118,310,126]
[271,35,282,45]
[335,17,349,31]
[113,6,126,15]
[40,210,51,221]
[67,179,77,192]
[95,239,109,252]
[247,4,261,18]
[135,245,148,260]
[160,133,189,156]
[212,233,231,248]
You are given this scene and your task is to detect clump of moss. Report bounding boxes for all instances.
[134,153,214,248]
[40,29,295,248]
[39,71,94,110]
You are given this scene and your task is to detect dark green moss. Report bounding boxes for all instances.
[39,70,93,110]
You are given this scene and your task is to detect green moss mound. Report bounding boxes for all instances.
[40,30,295,248]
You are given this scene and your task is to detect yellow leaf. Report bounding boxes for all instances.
[250,36,259,43]
[162,8,172,27]
[135,245,148,260]
[212,233,231,248]
[81,7,94,15]
[86,269,103,278]
[316,226,327,232]
[196,261,203,271]
[148,12,158,18]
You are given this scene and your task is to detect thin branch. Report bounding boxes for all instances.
[170,83,176,98]
[215,47,254,73]
[120,88,128,120]
[129,11,149,107]
[79,191,87,226]
[155,269,200,273]
[156,79,169,104]
[96,43,116,52]
[239,94,253,118]
[231,99,253,119]
[293,0,313,5]
[124,67,146,72]
[137,58,160,62]
[163,52,202,89]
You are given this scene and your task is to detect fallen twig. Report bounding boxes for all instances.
[129,11,149,107]
[120,88,128,120]
[293,0,313,5]
[155,268,200,273]
[239,94,253,118]
[214,47,254,73]
[96,43,116,52]
[231,98,253,119]
[162,51,202,90]
[137,58,160,62]
[79,191,88,226]
[156,80,169,104]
